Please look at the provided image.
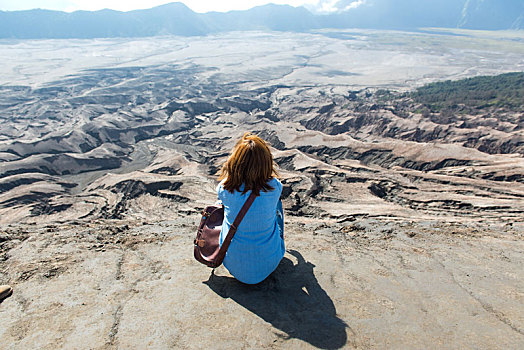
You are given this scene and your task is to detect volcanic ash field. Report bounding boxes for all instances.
[0,30,523,349]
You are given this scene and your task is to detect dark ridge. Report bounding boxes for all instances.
[1,167,59,178]
[479,173,524,183]
[369,181,395,199]
[1,192,60,207]
[2,132,102,158]
[30,201,72,216]
[157,192,189,202]
[182,101,220,115]
[287,193,303,213]
[257,131,285,150]
[109,180,183,199]
[102,179,187,219]
[297,146,473,171]
[223,97,271,113]
[0,177,42,192]
[306,175,322,198]
[301,113,390,136]
[275,156,296,171]
[309,169,367,183]
[207,164,221,177]
[281,185,293,199]
[318,103,336,114]
[368,180,522,215]
[149,167,181,176]
[259,111,280,123]
[0,155,124,179]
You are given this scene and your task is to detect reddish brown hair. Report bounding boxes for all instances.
[219,132,278,196]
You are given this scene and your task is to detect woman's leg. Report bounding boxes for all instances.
[277,199,284,239]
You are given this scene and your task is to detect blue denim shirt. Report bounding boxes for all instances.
[218,178,285,284]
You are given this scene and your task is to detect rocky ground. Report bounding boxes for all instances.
[0,217,523,349]
[1,30,523,349]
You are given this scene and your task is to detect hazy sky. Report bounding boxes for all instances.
[0,0,365,13]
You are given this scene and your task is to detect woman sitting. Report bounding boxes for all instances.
[217,132,285,284]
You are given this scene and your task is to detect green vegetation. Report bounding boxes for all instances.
[411,72,524,112]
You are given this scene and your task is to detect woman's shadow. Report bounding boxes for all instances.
[204,250,348,349]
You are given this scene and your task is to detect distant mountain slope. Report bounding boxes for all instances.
[201,4,318,32]
[0,3,209,38]
[458,0,524,30]
[322,0,465,30]
[322,0,524,30]
[0,1,522,39]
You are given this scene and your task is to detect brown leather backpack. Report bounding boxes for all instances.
[194,192,256,268]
